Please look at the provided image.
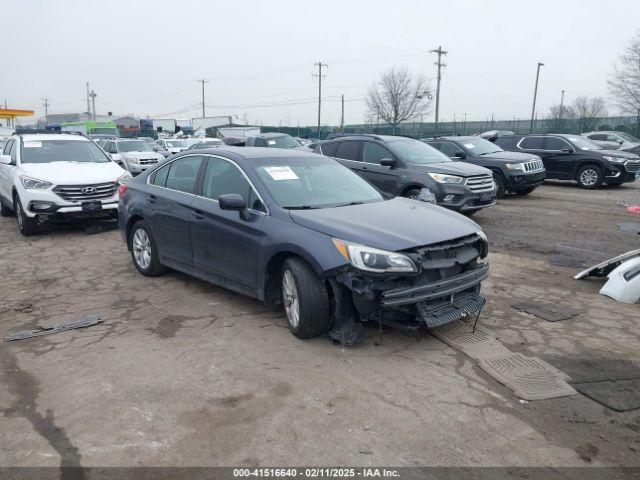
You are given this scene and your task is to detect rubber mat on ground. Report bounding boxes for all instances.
[431,320,510,358]
[478,353,576,401]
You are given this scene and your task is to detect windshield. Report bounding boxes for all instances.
[166,140,188,147]
[265,136,301,149]
[386,138,451,164]
[118,141,153,153]
[457,137,503,155]
[21,139,111,164]
[253,157,383,209]
[566,136,601,151]
[92,128,119,135]
[618,132,640,143]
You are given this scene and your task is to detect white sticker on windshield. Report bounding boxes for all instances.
[267,140,277,145]
[24,141,42,148]
[264,166,299,180]
[464,143,475,148]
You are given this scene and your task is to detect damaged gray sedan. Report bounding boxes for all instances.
[118,148,489,344]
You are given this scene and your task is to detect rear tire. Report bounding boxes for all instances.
[576,165,603,189]
[0,198,13,217]
[493,172,506,198]
[281,257,331,339]
[14,194,39,236]
[129,220,166,276]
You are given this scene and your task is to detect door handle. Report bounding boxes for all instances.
[147,194,157,204]
[192,209,205,220]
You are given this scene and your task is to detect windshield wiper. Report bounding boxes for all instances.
[283,205,321,210]
[479,151,501,155]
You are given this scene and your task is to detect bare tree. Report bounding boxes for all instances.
[608,31,640,136]
[547,103,576,132]
[572,96,606,132]
[366,66,432,133]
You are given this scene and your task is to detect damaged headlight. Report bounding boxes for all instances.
[332,239,417,273]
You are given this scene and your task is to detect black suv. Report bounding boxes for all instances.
[424,136,545,197]
[494,134,640,188]
[314,134,496,213]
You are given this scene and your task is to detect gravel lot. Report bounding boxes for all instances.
[1,181,640,468]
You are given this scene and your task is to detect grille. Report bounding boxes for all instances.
[625,161,640,172]
[53,182,118,201]
[139,158,159,165]
[523,159,544,172]
[465,174,495,192]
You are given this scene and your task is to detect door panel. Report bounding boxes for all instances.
[359,141,399,195]
[190,157,266,289]
[147,156,203,265]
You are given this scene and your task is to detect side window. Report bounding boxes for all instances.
[520,137,544,149]
[3,139,13,155]
[439,142,464,157]
[9,140,17,161]
[201,157,265,212]
[362,142,393,164]
[543,137,570,150]
[254,138,268,147]
[607,134,622,142]
[335,141,361,161]
[589,134,606,141]
[164,156,203,193]
[318,141,338,156]
[151,163,170,187]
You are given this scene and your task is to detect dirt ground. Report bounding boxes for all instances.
[1,181,640,468]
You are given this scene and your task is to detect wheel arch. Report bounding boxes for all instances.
[125,214,144,250]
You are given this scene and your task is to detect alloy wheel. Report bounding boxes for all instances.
[133,228,152,270]
[15,200,23,230]
[580,168,599,187]
[282,269,300,328]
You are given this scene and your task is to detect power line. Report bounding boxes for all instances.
[429,46,448,128]
[313,62,328,137]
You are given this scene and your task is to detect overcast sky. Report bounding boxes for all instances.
[2,0,638,127]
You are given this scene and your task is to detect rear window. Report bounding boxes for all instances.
[520,137,544,149]
[319,141,338,156]
[335,141,360,161]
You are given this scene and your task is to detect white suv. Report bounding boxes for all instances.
[101,139,165,175]
[0,132,131,235]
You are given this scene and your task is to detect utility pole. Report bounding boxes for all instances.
[529,62,544,133]
[559,89,565,119]
[197,79,209,118]
[42,98,50,125]
[429,46,448,130]
[312,62,327,138]
[340,94,344,131]
[89,90,97,120]
[86,82,91,117]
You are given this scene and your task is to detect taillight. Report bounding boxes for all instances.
[118,184,128,198]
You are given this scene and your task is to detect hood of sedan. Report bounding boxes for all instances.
[121,151,164,160]
[411,161,491,176]
[289,197,480,252]
[19,161,125,185]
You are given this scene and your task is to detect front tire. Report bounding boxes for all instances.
[0,198,13,217]
[14,194,39,236]
[576,165,603,189]
[403,188,422,200]
[129,220,166,276]
[281,257,331,339]
[493,172,506,198]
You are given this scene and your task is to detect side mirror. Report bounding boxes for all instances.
[453,151,467,160]
[561,148,574,153]
[380,158,395,167]
[219,193,247,215]
[0,154,11,165]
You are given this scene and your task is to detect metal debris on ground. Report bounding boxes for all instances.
[4,314,103,341]
[575,249,640,279]
[512,301,579,322]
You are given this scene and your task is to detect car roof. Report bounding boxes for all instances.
[325,134,409,142]
[183,146,322,161]
[21,133,89,142]
[253,132,290,138]
[433,136,477,142]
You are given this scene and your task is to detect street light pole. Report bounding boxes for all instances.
[529,62,544,133]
